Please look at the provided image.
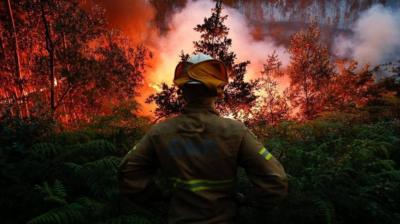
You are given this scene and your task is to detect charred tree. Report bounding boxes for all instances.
[5,0,28,118]
[39,0,56,117]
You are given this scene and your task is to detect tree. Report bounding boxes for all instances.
[3,0,28,118]
[194,0,259,119]
[39,0,56,116]
[254,52,290,125]
[0,0,150,125]
[193,0,235,69]
[146,83,183,121]
[287,23,334,120]
[148,0,259,121]
[324,60,375,111]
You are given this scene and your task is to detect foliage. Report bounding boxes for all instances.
[241,117,400,224]
[0,116,156,224]
[0,0,150,123]
[253,51,290,125]
[286,22,335,120]
[1,1,400,224]
[145,83,184,120]
[1,102,400,224]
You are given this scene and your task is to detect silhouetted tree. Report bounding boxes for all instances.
[146,83,183,121]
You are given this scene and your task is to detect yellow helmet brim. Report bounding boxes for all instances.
[173,59,228,95]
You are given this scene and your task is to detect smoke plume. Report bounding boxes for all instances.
[147,0,289,85]
[334,4,400,65]
[92,0,158,45]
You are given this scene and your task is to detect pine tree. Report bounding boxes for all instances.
[255,51,290,125]
[148,0,258,120]
[193,0,235,69]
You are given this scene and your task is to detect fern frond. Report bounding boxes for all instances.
[28,201,85,224]
[28,197,103,224]
[31,143,62,157]
[60,140,117,163]
[53,180,67,199]
[101,215,157,224]
[64,157,121,199]
[35,180,67,206]
[311,197,334,224]
[84,156,120,171]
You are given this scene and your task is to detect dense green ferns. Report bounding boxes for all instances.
[0,115,399,223]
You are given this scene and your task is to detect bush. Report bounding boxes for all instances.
[251,119,400,224]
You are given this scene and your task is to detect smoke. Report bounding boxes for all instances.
[92,0,158,45]
[224,3,290,77]
[147,0,289,86]
[87,0,291,115]
[334,4,400,65]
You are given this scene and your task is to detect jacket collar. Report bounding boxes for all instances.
[182,97,219,115]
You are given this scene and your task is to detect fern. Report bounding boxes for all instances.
[31,143,62,157]
[28,197,104,224]
[64,157,121,199]
[101,215,158,224]
[60,140,117,163]
[52,131,98,145]
[35,180,67,206]
[28,201,85,224]
[85,156,121,171]
[311,197,334,224]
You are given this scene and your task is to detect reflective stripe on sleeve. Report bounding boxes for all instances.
[258,147,273,160]
[172,178,234,192]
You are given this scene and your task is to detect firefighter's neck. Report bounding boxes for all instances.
[184,97,217,113]
[186,96,216,106]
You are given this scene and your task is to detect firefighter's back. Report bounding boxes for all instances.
[119,53,287,223]
[149,106,244,223]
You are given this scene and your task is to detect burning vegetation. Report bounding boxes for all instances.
[0,0,399,224]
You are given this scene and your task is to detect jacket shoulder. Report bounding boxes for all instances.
[148,115,247,135]
[206,116,248,136]
[219,117,246,129]
[147,116,181,135]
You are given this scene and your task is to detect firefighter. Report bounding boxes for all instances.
[118,53,288,223]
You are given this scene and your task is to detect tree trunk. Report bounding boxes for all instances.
[5,0,27,118]
[303,72,311,120]
[39,0,56,117]
[0,33,5,59]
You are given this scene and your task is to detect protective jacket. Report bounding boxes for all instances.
[118,97,288,223]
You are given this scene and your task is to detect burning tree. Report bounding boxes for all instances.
[1,0,28,118]
[0,0,150,123]
[286,23,335,120]
[147,0,258,120]
[325,60,375,111]
[255,52,290,125]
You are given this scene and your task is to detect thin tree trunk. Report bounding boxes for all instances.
[0,33,5,59]
[5,0,26,118]
[39,0,56,117]
[303,73,311,120]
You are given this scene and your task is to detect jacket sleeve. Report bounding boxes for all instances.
[118,132,163,204]
[238,126,288,209]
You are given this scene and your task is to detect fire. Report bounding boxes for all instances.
[81,1,294,118]
[135,51,178,117]
[132,0,290,117]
